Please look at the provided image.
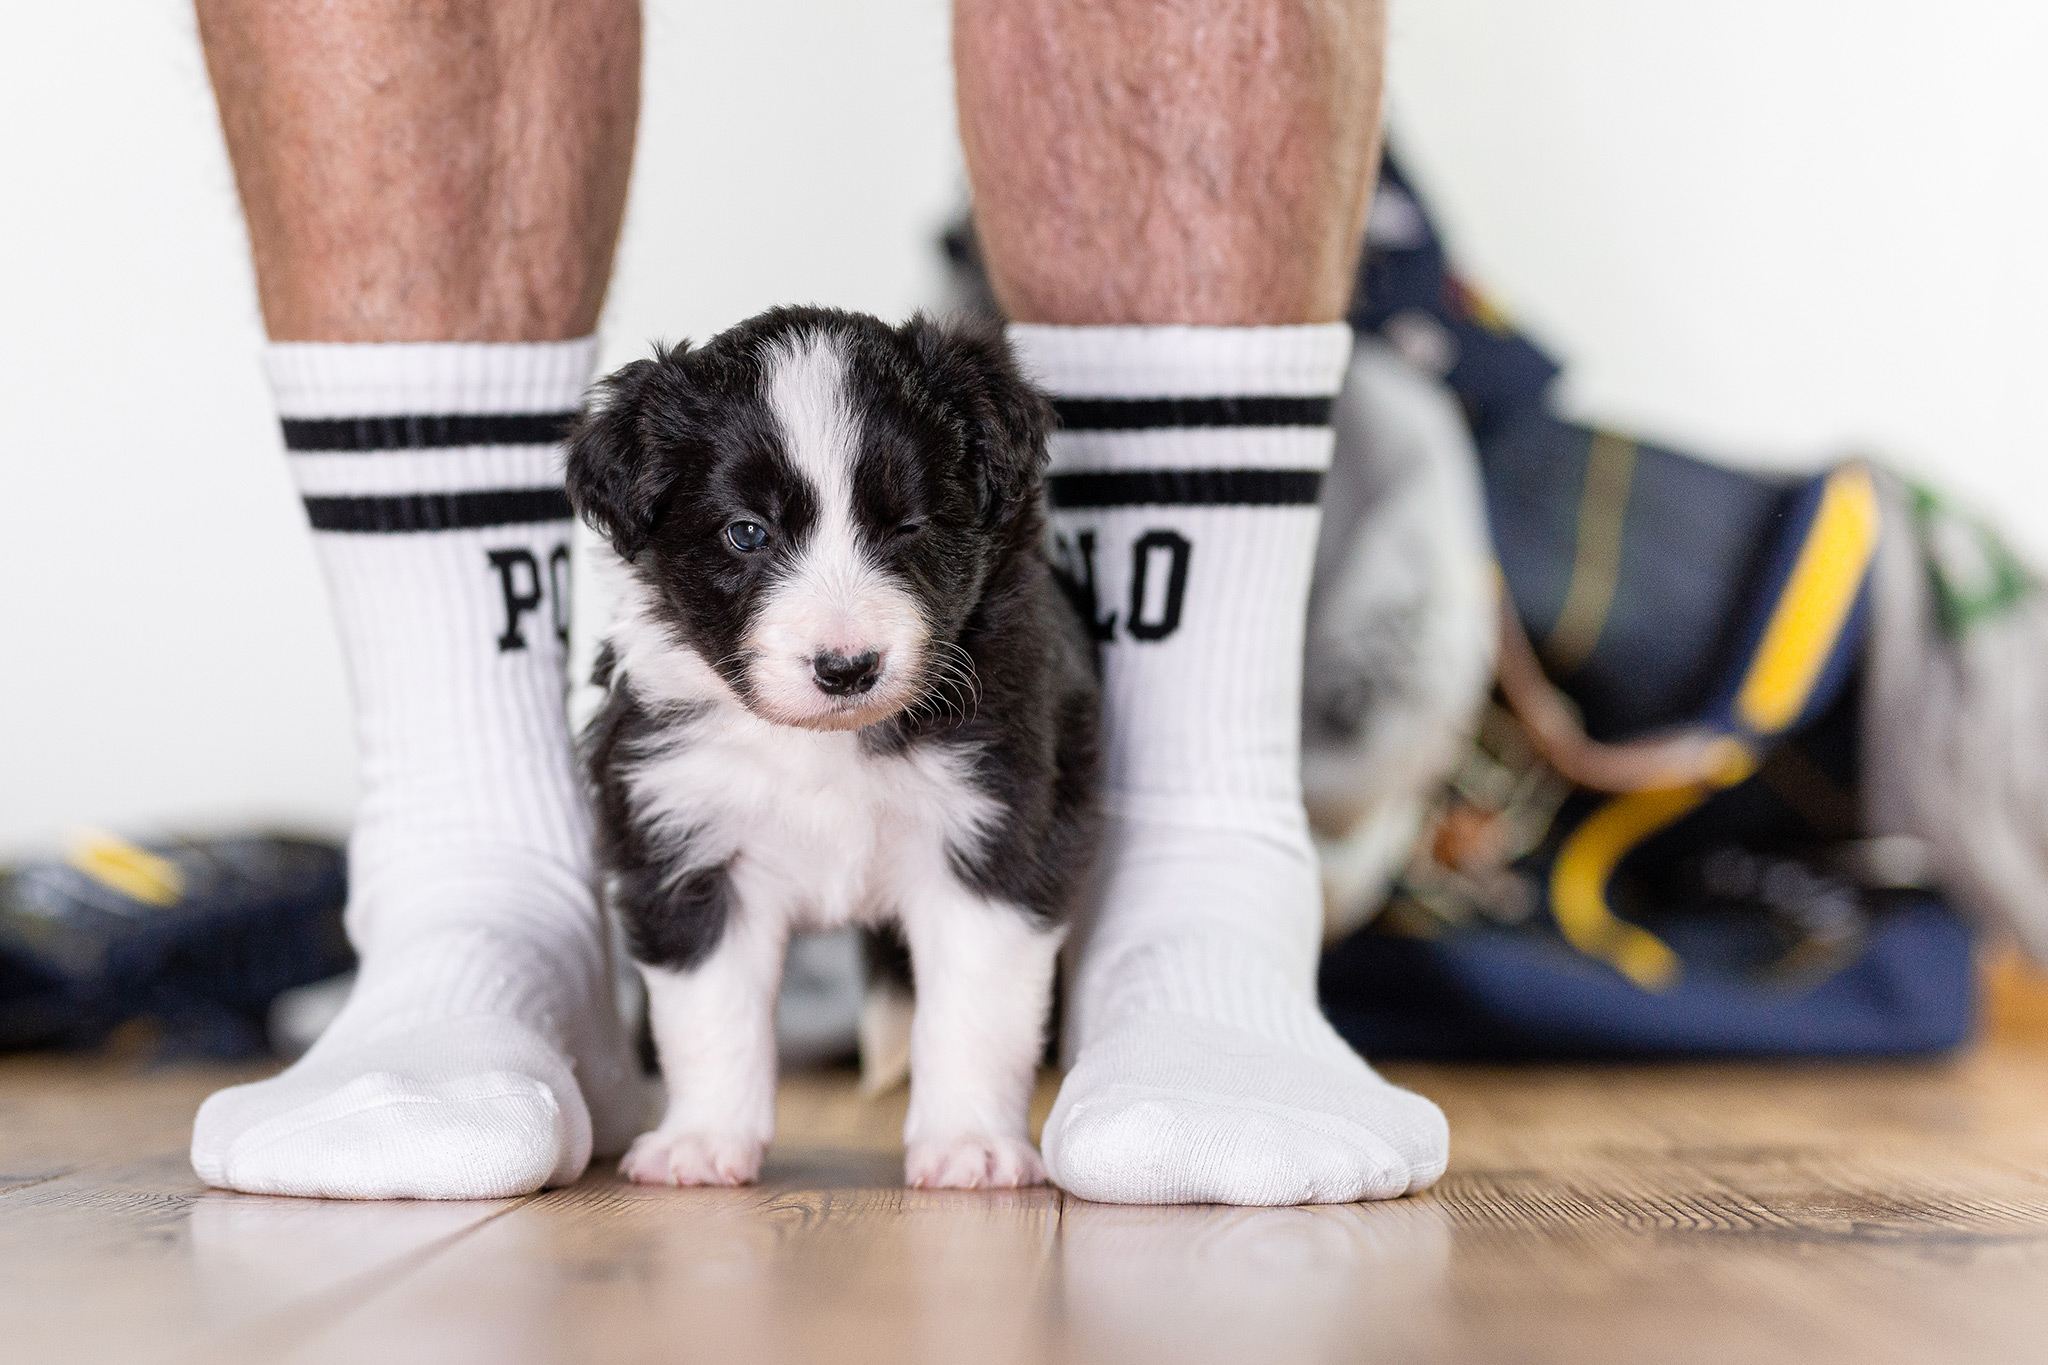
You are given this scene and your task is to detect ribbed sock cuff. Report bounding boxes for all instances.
[266,338,602,418]
[1005,323,1353,399]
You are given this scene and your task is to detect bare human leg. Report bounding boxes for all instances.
[189,0,646,1198]
[957,0,1450,1204]
[200,0,636,343]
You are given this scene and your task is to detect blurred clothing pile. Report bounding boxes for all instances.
[1312,159,2046,1058]
[0,833,350,1057]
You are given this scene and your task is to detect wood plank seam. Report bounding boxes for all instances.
[185,1195,539,1365]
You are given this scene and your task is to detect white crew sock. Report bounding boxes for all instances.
[1009,323,1448,1205]
[191,339,642,1200]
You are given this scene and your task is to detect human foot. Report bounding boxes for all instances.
[1044,853,1444,1207]
[1009,322,1449,1206]
[1047,1012,1444,1204]
[191,339,642,1200]
[1043,820,1445,1205]
[193,917,642,1199]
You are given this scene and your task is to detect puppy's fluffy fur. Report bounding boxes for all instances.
[569,308,1099,1189]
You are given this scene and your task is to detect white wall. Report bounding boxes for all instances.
[1386,0,2048,524]
[3,0,2042,854]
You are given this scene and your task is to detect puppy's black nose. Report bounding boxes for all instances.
[812,650,881,697]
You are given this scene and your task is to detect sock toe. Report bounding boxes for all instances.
[191,1009,597,1200]
[1048,1083,1414,1206]
[1044,1014,1444,1206]
[198,1069,581,1200]
[1383,1088,1451,1194]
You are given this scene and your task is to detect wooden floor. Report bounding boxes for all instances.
[13,1036,2048,1365]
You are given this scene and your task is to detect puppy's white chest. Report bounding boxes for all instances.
[628,702,994,929]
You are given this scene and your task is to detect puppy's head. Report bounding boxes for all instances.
[569,307,1049,731]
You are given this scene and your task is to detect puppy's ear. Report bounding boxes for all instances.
[565,349,679,560]
[901,313,1053,525]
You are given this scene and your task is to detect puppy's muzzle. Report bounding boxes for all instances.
[812,649,882,697]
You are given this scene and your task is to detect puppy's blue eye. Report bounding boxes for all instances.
[726,520,769,553]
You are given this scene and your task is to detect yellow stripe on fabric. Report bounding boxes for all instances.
[1549,748,1758,990]
[1734,465,1881,735]
[1550,786,1701,990]
[1544,432,1638,677]
[66,829,184,907]
[1543,466,1876,991]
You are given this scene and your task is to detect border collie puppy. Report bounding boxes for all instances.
[569,307,1099,1190]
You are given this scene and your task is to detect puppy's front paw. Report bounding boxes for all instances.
[620,1129,766,1187]
[906,1135,1047,1190]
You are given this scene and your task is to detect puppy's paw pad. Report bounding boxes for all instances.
[906,1135,1046,1190]
[620,1130,765,1186]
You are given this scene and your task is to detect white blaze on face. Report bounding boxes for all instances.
[747,330,929,730]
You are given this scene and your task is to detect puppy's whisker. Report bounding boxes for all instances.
[907,674,959,725]
[937,642,983,700]
[703,646,759,677]
[921,655,971,710]
[927,642,983,721]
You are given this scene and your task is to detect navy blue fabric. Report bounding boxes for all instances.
[1480,410,1800,738]
[1322,897,1974,1061]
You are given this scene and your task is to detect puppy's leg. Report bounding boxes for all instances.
[899,891,1063,1189]
[621,899,786,1187]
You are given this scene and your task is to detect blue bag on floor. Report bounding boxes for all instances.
[1318,417,1974,1058]
[1316,160,1975,1060]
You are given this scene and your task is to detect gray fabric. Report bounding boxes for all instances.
[1303,340,1497,932]
[1863,467,2048,960]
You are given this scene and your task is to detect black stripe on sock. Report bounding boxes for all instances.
[1048,468,1323,509]
[1052,396,1334,431]
[302,488,573,532]
[281,411,578,452]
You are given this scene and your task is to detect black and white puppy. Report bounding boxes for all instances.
[569,307,1099,1190]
